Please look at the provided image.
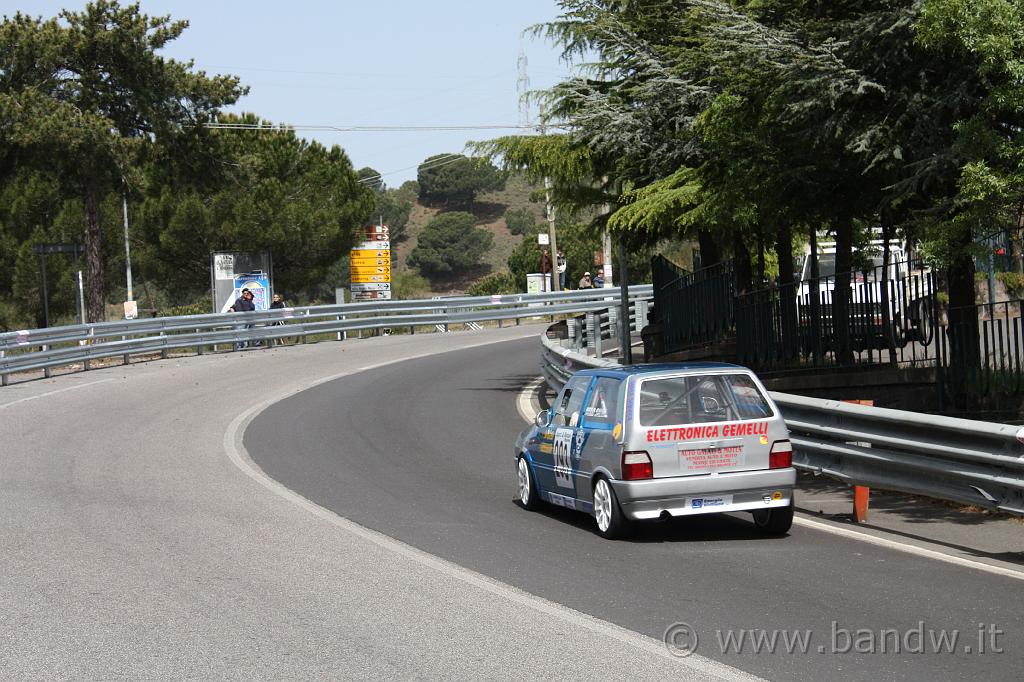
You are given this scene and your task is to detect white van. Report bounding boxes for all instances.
[797,236,932,350]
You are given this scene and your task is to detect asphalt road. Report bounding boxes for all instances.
[247,336,1024,681]
[2,326,753,680]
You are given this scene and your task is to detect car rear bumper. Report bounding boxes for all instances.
[610,468,796,520]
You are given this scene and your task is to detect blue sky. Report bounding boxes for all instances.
[5,1,575,185]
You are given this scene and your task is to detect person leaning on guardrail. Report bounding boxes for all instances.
[269,293,289,347]
[228,288,257,350]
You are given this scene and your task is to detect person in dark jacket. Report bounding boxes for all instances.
[229,288,256,313]
[269,293,288,346]
[229,288,256,349]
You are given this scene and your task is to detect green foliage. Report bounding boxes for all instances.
[371,188,413,243]
[357,166,384,192]
[417,154,506,206]
[136,113,373,301]
[0,1,246,321]
[408,211,494,278]
[466,271,519,296]
[504,207,539,236]
[158,302,207,317]
[997,271,1024,298]
[390,269,431,299]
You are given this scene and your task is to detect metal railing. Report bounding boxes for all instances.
[1,286,653,385]
[539,320,1024,517]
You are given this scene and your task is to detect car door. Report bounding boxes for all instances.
[536,375,591,500]
[574,376,624,510]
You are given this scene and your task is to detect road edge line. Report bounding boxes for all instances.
[792,515,1024,581]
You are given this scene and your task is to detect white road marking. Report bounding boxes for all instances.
[514,381,1024,582]
[793,516,1024,581]
[0,378,116,410]
[516,376,545,424]
[224,347,758,682]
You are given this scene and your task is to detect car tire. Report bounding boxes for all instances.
[517,455,542,510]
[592,477,628,540]
[752,501,794,535]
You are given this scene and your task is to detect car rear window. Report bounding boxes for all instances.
[637,374,773,427]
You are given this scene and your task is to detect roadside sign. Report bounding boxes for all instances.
[354,240,390,251]
[351,257,389,267]
[351,249,390,259]
[351,226,391,295]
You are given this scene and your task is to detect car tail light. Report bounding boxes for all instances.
[769,440,793,469]
[621,451,653,480]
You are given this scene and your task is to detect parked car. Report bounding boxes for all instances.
[514,363,795,539]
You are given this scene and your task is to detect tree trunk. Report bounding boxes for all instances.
[757,229,766,287]
[880,221,895,364]
[946,224,979,406]
[84,177,106,323]
[833,217,854,365]
[697,228,721,270]
[1016,201,1024,275]
[775,222,798,361]
[733,230,753,294]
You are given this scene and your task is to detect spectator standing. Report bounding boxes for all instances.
[593,271,605,288]
[578,271,593,290]
[228,288,257,349]
[270,293,288,346]
[556,250,567,290]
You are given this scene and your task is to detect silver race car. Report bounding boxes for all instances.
[515,363,795,539]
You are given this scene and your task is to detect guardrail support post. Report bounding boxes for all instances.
[123,335,129,365]
[161,332,168,360]
[636,300,648,333]
[43,345,51,378]
[587,312,601,357]
[197,329,204,355]
[1,350,7,386]
[84,328,93,371]
[608,307,620,353]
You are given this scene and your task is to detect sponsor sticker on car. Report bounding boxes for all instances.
[688,495,734,509]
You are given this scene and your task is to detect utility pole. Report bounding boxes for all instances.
[123,190,133,302]
[540,111,560,292]
[618,234,633,364]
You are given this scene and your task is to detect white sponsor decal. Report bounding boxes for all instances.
[553,427,574,489]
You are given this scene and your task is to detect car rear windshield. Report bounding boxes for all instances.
[637,374,774,427]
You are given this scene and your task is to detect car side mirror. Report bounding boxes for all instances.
[535,410,551,428]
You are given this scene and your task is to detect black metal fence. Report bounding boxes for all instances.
[938,300,1024,414]
[652,255,735,354]
[735,259,939,372]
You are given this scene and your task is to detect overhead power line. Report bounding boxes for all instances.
[357,153,471,185]
[202,122,551,132]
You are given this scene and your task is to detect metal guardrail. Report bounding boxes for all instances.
[0,286,652,385]
[540,320,1024,517]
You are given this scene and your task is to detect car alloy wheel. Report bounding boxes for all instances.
[593,477,626,539]
[517,456,540,510]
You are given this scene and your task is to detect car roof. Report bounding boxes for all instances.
[574,362,751,380]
